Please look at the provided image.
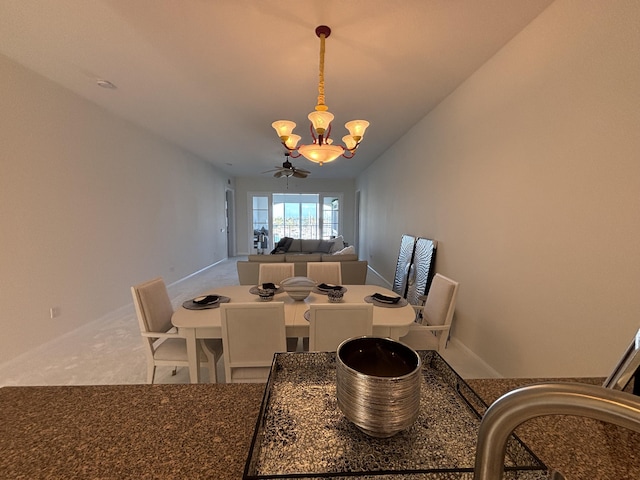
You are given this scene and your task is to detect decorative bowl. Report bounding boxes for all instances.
[336,336,422,438]
[280,276,315,301]
[258,287,275,301]
[327,289,345,302]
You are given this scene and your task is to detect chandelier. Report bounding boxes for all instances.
[271,25,369,166]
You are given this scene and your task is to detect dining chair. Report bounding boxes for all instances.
[306,262,343,285]
[308,303,373,352]
[220,302,287,383]
[399,273,459,352]
[257,263,296,351]
[131,277,223,384]
[258,263,295,285]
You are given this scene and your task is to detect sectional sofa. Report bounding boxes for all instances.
[236,238,368,285]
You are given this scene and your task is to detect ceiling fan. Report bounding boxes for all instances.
[262,153,311,179]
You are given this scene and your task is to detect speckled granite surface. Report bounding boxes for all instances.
[467,378,640,480]
[1,378,639,479]
[246,352,546,479]
[0,384,264,480]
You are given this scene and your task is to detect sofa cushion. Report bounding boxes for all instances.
[248,254,284,262]
[299,239,322,253]
[284,253,323,263]
[287,239,301,252]
[322,253,358,262]
[271,236,293,254]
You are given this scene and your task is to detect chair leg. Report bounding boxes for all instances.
[209,358,218,383]
[200,339,221,384]
[147,365,156,384]
[286,337,299,352]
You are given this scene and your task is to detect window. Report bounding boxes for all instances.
[252,196,269,251]
[322,197,340,239]
[249,193,342,251]
[273,194,319,242]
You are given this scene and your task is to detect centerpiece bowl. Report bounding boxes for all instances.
[336,336,422,438]
[281,276,315,301]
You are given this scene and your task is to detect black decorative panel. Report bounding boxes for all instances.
[392,234,416,297]
[406,237,437,306]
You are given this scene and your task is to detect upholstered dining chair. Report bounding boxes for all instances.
[220,302,287,383]
[399,273,459,352]
[258,263,295,285]
[258,262,302,353]
[306,262,343,285]
[131,277,223,384]
[308,303,373,352]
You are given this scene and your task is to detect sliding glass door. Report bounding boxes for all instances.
[249,192,342,252]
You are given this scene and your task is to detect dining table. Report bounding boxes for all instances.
[171,284,416,383]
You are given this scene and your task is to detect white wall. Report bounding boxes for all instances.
[357,0,640,377]
[234,176,357,255]
[0,55,232,363]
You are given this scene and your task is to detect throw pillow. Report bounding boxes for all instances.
[329,235,344,253]
[317,239,334,254]
[333,245,355,255]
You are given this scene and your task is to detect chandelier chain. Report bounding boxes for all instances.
[316,32,326,109]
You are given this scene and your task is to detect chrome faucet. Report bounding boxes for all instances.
[473,382,640,480]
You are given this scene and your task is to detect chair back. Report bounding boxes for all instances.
[308,303,373,352]
[220,302,286,382]
[307,262,342,285]
[131,277,174,334]
[422,274,459,350]
[258,263,295,285]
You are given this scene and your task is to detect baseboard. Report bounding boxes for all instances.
[447,337,503,378]
[167,258,229,288]
[366,265,393,289]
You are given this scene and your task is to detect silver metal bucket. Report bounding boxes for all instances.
[336,336,422,437]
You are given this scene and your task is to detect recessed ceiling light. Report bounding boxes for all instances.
[96,79,117,89]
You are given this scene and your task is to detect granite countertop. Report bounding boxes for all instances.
[467,377,640,480]
[0,384,264,480]
[1,378,639,479]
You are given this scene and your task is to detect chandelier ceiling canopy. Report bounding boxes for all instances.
[272,25,369,166]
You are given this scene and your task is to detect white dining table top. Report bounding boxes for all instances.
[171,284,415,338]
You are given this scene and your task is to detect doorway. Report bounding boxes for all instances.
[225,188,236,258]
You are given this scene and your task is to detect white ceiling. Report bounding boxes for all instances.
[0,0,553,179]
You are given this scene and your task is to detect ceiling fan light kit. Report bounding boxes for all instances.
[271,25,369,166]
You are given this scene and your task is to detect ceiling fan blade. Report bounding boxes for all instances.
[274,171,284,178]
[295,167,311,174]
[292,171,308,178]
[261,168,281,174]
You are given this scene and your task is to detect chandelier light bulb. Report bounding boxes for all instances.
[284,134,301,150]
[308,110,335,136]
[342,135,357,151]
[345,120,370,142]
[271,120,296,141]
